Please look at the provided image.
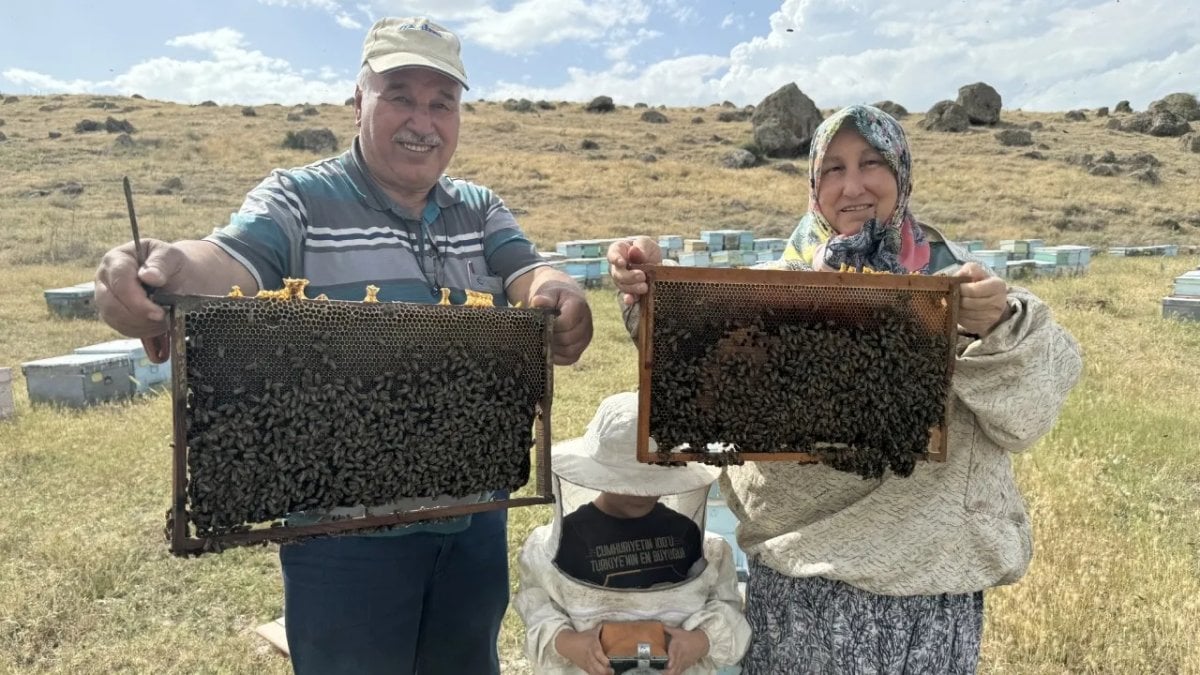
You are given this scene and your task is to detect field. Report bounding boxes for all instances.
[1,94,1199,674]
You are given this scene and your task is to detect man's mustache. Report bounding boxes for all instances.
[392,132,442,146]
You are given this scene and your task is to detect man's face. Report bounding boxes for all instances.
[355,67,461,203]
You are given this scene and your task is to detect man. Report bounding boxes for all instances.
[95,17,592,675]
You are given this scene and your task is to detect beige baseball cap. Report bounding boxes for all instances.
[361,17,469,89]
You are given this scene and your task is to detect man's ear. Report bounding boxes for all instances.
[354,86,364,128]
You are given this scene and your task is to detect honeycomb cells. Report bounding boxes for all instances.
[179,297,550,537]
[647,276,954,479]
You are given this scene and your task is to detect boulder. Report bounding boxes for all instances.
[691,116,704,124]
[1096,106,1109,117]
[1121,111,1191,137]
[634,102,648,108]
[1114,100,1133,113]
[241,106,257,117]
[581,139,600,150]
[585,96,615,113]
[754,118,802,157]
[74,119,102,133]
[1130,167,1160,185]
[536,100,556,110]
[1065,110,1087,121]
[750,83,823,156]
[919,101,970,132]
[1088,164,1120,177]
[48,131,61,139]
[995,129,1033,146]
[503,98,534,113]
[1148,92,1200,121]
[721,148,759,169]
[871,100,908,118]
[956,82,1002,125]
[104,117,135,134]
[283,128,339,153]
[112,133,135,148]
[1181,133,1200,153]
[301,105,319,116]
[199,100,218,107]
[640,110,669,124]
[717,110,751,122]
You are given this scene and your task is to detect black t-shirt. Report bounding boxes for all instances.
[553,502,703,589]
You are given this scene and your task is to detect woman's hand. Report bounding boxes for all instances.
[664,626,709,675]
[554,627,613,675]
[956,262,1013,337]
[607,236,662,305]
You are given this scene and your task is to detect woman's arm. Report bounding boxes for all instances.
[951,286,1083,452]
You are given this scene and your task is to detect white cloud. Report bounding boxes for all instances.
[484,53,728,104]
[2,28,354,105]
[456,0,652,55]
[258,0,363,29]
[488,0,1200,110]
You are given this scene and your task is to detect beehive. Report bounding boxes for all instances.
[21,353,134,408]
[158,291,555,555]
[44,282,97,319]
[1173,271,1200,297]
[1163,296,1200,321]
[75,338,170,393]
[634,265,962,478]
[0,367,14,420]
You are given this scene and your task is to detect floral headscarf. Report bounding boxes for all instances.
[781,104,930,274]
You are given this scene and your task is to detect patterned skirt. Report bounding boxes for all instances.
[742,561,984,675]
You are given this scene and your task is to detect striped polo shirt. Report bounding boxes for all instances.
[206,137,547,304]
[204,138,548,535]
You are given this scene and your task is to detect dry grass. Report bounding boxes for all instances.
[1,94,1199,674]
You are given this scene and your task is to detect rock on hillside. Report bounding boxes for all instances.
[872,100,908,118]
[956,82,1002,125]
[751,83,823,157]
[919,100,969,132]
[585,96,615,113]
[1149,93,1200,121]
[1114,110,1192,137]
[283,128,338,153]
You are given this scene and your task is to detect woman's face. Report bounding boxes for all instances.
[816,127,898,236]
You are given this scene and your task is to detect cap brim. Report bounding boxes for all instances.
[366,54,470,90]
[551,436,719,496]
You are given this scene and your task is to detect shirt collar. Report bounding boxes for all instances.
[344,136,460,214]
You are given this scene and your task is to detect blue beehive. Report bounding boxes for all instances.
[974,250,1010,276]
[1163,296,1200,321]
[706,483,749,582]
[658,235,684,250]
[555,241,586,258]
[677,252,711,267]
[1173,271,1200,297]
[701,229,755,252]
[75,338,171,393]
[959,239,985,252]
[44,282,97,319]
[757,249,782,264]
[753,238,787,252]
[0,367,14,421]
[22,353,135,408]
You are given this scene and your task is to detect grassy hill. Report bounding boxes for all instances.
[0,94,1198,674]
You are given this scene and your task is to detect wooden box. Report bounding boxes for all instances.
[22,353,134,408]
[75,338,170,394]
[44,282,97,319]
[1173,271,1200,298]
[683,239,709,252]
[0,367,14,420]
[1163,296,1200,321]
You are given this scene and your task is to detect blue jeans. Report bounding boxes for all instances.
[280,509,509,675]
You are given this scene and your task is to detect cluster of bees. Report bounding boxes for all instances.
[177,284,547,538]
[648,302,951,479]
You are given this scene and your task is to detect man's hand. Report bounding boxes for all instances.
[96,238,190,363]
[554,627,613,675]
[530,280,593,365]
[957,261,1013,337]
[664,626,709,675]
[608,236,662,306]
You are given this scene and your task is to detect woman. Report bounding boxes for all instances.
[607,105,1083,673]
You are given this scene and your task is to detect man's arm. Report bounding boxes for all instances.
[506,265,592,365]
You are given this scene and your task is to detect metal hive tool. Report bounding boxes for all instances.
[158,293,555,556]
[634,265,964,472]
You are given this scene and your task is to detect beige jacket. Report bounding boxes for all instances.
[514,527,752,674]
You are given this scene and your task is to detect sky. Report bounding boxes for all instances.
[1,0,1197,111]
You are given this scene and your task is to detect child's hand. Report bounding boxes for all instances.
[554,626,613,675]
[664,626,709,675]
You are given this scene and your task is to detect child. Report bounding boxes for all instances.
[515,392,750,675]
